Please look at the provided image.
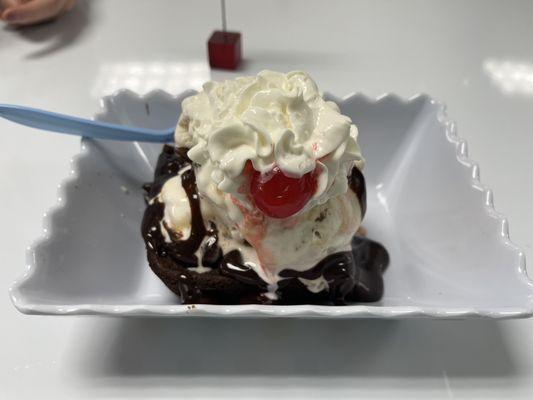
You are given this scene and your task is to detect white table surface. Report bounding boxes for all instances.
[2,0,533,398]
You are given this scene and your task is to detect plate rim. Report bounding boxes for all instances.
[9,89,532,319]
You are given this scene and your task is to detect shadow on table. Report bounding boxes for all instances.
[1,0,91,59]
[76,318,516,379]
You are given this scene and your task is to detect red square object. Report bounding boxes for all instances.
[208,31,242,70]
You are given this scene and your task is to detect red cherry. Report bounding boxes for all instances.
[250,166,317,219]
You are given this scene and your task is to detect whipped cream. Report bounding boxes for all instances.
[175,70,364,218]
[167,71,365,286]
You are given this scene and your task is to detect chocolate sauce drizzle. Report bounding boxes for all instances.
[141,145,389,305]
[142,146,208,267]
[278,236,388,304]
[349,165,367,218]
[220,250,268,288]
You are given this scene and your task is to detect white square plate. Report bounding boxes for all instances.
[10,90,532,318]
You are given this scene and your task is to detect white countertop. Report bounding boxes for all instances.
[1,0,533,398]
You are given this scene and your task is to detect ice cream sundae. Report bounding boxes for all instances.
[141,70,388,304]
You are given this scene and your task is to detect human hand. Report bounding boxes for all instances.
[0,0,75,26]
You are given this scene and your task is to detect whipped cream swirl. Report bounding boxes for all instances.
[174,70,364,217]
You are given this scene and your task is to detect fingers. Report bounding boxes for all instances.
[0,0,20,17]
[2,0,63,25]
[1,0,20,9]
[1,0,72,26]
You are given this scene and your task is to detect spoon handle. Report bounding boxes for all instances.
[0,104,174,143]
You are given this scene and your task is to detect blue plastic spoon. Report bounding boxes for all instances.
[0,104,174,143]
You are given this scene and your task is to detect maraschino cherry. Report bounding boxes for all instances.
[250,165,317,219]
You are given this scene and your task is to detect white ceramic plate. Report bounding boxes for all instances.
[9,90,532,318]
